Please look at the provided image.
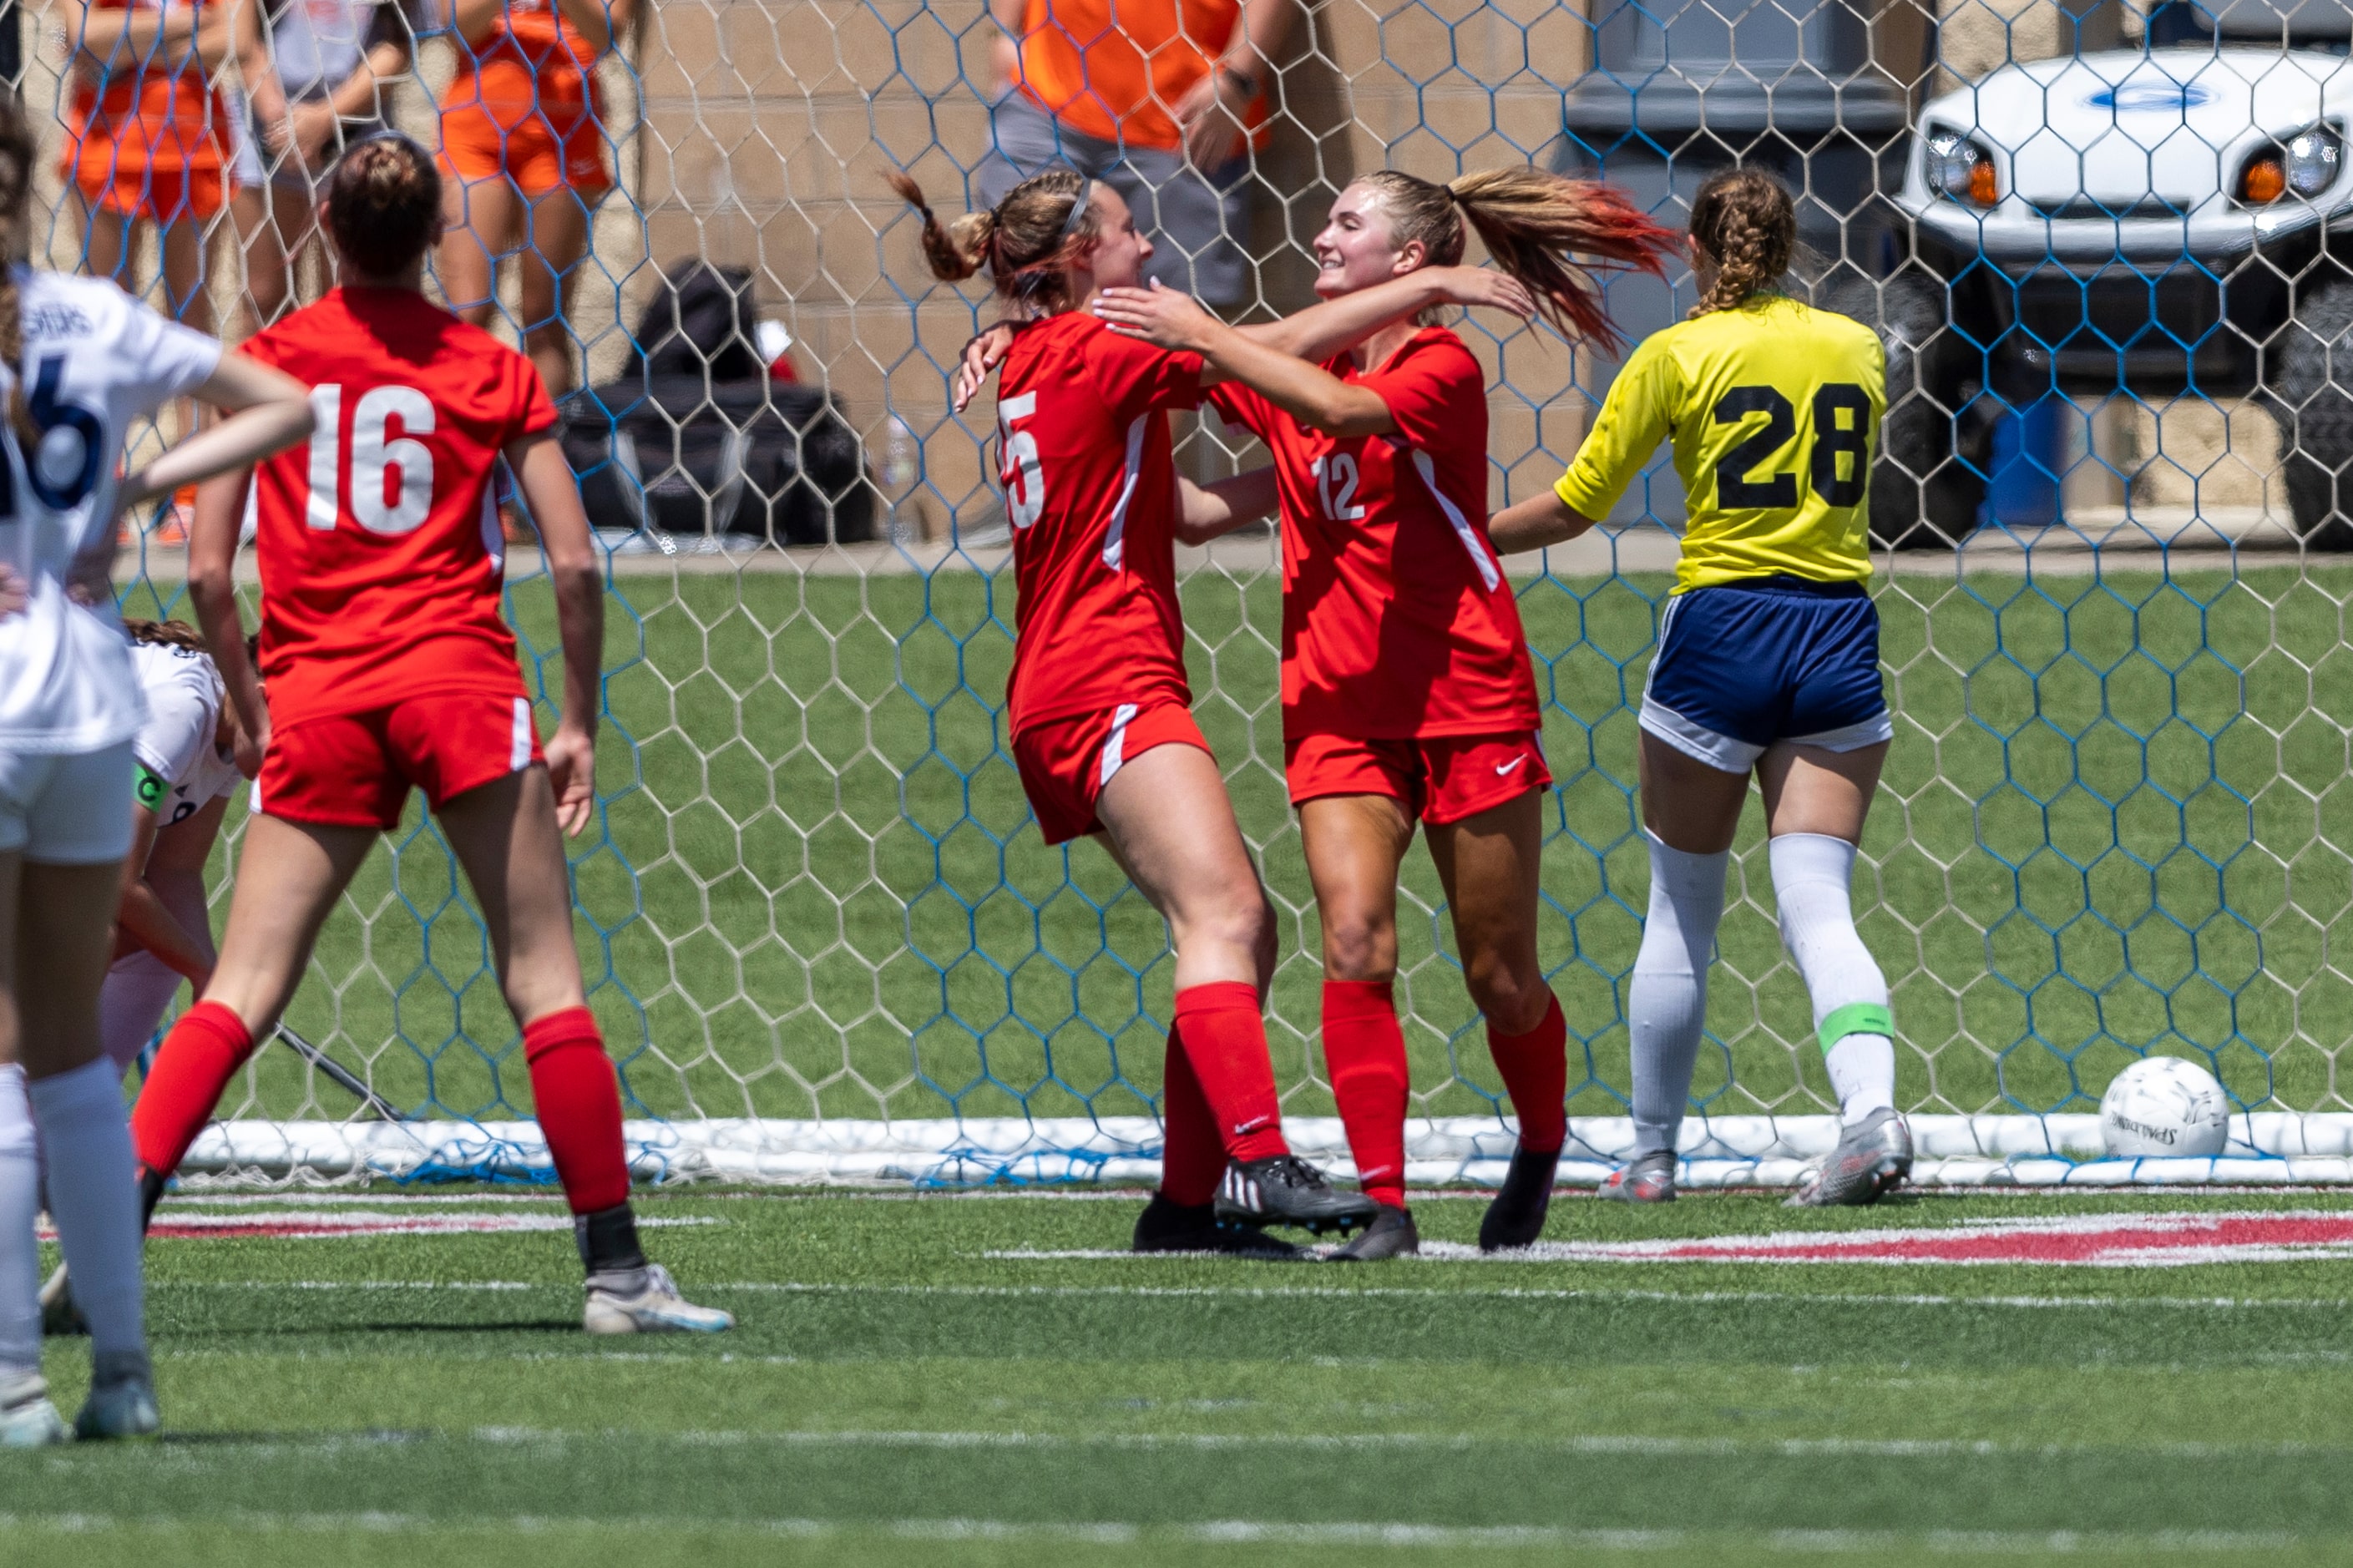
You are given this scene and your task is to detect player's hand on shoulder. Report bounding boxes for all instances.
[1092,280,1219,352]
[952,322,1020,414]
[0,563,23,620]
[1429,266,1535,322]
[545,722,596,837]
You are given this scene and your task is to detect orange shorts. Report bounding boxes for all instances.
[72,158,226,223]
[439,103,611,199]
[257,691,544,830]
[1285,730,1551,826]
[1013,700,1211,847]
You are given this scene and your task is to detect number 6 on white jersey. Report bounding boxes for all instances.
[305,382,437,535]
[998,392,1045,530]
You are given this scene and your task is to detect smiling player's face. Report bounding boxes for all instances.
[1312,182,1424,300]
[1079,186,1153,292]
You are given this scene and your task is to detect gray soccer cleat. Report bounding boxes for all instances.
[73,1349,159,1441]
[0,1372,68,1448]
[584,1263,736,1334]
[1787,1108,1913,1208]
[1213,1156,1381,1236]
[1597,1150,1678,1204]
[1328,1204,1419,1262]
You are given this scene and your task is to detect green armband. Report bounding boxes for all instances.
[1819,1003,1892,1055]
[134,763,168,811]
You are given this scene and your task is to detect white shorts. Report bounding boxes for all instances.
[0,741,135,864]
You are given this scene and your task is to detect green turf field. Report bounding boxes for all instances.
[114,559,2353,1133]
[16,1186,2353,1565]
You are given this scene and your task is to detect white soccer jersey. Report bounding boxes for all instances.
[128,640,242,823]
[0,270,225,754]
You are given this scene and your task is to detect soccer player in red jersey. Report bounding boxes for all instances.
[894,166,1540,1252]
[1091,169,1675,1257]
[123,134,730,1333]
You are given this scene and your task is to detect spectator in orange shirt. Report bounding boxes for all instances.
[436,0,638,396]
[63,0,239,328]
[981,0,1289,311]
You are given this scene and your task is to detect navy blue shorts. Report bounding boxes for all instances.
[1641,575,1892,772]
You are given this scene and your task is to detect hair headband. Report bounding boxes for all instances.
[1055,180,1095,244]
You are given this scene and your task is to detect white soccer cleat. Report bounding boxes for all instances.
[583,1263,734,1334]
[0,1372,70,1447]
[73,1350,159,1441]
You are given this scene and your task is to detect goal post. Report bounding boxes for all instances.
[39,0,2353,1186]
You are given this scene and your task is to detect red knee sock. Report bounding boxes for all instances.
[522,1007,633,1215]
[1171,982,1288,1164]
[1157,1025,1226,1207]
[130,1000,257,1179]
[1488,991,1569,1154]
[1322,979,1409,1209]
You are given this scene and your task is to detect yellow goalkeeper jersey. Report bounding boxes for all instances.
[1552,293,1886,595]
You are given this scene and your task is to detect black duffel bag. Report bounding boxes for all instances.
[559,264,873,544]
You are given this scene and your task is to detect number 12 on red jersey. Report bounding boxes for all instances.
[305,383,438,535]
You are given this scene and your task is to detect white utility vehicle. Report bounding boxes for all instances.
[1850,40,2353,544]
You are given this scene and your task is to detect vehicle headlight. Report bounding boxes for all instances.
[2240,125,2342,204]
[1925,131,1999,208]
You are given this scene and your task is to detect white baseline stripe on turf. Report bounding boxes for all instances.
[32,1425,2353,1462]
[0,1514,2307,1553]
[152,1278,2353,1309]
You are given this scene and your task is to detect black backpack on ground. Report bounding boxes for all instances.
[559,262,874,545]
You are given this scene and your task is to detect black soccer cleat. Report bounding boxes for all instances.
[1478,1144,1562,1252]
[1328,1203,1419,1262]
[1213,1156,1381,1236]
[1131,1194,1303,1259]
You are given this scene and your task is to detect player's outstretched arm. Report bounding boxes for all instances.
[121,352,313,510]
[1097,285,1391,437]
[511,431,604,837]
[1176,467,1279,545]
[114,797,219,988]
[1487,490,1598,555]
[187,472,269,755]
[1238,266,1535,364]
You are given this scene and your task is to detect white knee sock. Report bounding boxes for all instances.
[1628,832,1730,1158]
[28,1059,144,1358]
[0,1067,40,1378]
[1769,832,1895,1125]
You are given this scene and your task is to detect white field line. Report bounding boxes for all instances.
[0,1513,2309,1553]
[150,1278,2353,1309]
[147,1186,2353,1204]
[31,1424,2353,1462]
[472,1426,2353,1460]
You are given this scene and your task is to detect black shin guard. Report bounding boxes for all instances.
[575,1203,647,1274]
[137,1166,168,1234]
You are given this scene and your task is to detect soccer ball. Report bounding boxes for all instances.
[2098,1057,2230,1159]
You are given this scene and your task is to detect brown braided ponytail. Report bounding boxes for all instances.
[1348,168,1678,356]
[887,168,1100,315]
[0,94,40,453]
[1686,168,1796,318]
[122,617,208,653]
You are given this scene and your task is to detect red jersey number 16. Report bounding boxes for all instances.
[997,392,1045,530]
[306,383,438,535]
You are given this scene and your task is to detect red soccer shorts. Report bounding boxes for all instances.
[1013,700,1212,847]
[257,691,545,830]
[1286,730,1552,826]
